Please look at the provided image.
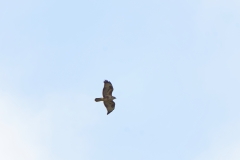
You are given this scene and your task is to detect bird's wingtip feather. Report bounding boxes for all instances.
[104,80,111,84]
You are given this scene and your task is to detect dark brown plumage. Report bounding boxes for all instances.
[95,80,116,115]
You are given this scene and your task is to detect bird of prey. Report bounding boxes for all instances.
[95,80,116,115]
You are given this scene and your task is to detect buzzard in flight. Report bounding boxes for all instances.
[95,80,116,115]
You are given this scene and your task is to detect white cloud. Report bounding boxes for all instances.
[195,0,240,41]
[201,0,240,10]
[0,121,45,160]
[194,120,240,160]
[196,49,240,160]
[200,53,240,98]
[0,90,102,160]
[0,92,50,160]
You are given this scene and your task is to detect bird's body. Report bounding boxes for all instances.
[95,80,116,115]
[95,96,115,102]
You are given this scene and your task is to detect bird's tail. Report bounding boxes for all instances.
[95,98,103,102]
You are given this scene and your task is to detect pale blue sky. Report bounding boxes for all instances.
[0,0,240,160]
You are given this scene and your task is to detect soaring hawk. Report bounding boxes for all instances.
[95,80,116,115]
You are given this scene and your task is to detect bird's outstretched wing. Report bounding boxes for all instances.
[103,101,115,115]
[102,80,113,97]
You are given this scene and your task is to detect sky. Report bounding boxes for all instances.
[0,0,240,160]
